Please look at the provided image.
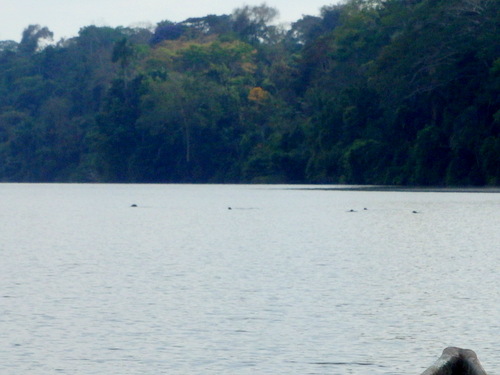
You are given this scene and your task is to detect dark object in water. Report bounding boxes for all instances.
[421,347,488,375]
[131,204,137,207]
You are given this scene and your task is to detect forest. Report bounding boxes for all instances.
[0,0,499,185]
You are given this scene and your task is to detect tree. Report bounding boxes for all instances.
[150,21,187,45]
[0,1,498,185]
[232,4,280,44]
[92,76,146,181]
[112,38,136,80]
[19,25,53,54]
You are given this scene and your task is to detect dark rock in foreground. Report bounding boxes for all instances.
[421,347,488,375]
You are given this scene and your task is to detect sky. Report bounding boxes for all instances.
[1,0,341,42]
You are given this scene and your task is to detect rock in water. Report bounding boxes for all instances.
[421,347,488,375]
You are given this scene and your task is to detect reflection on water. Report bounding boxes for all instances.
[0,184,499,375]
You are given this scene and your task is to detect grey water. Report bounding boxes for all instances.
[0,183,498,375]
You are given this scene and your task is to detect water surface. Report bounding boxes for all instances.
[1,184,498,374]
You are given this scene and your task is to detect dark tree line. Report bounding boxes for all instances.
[0,0,499,184]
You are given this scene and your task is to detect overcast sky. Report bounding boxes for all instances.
[1,0,341,42]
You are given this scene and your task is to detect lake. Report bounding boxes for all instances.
[1,184,498,375]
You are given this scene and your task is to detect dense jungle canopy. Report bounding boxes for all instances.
[0,0,499,185]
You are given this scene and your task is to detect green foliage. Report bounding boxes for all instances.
[19,25,54,55]
[342,139,388,184]
[232,4,281,44]
[0,0,498,185]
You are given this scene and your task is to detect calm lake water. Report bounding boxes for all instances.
[1,184,499,375]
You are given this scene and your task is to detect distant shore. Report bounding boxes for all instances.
[288,185,500,193]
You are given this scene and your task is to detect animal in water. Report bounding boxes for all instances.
[131,204,138,207]
[412,210,418,214]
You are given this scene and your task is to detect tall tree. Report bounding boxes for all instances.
[18,25,53,54]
